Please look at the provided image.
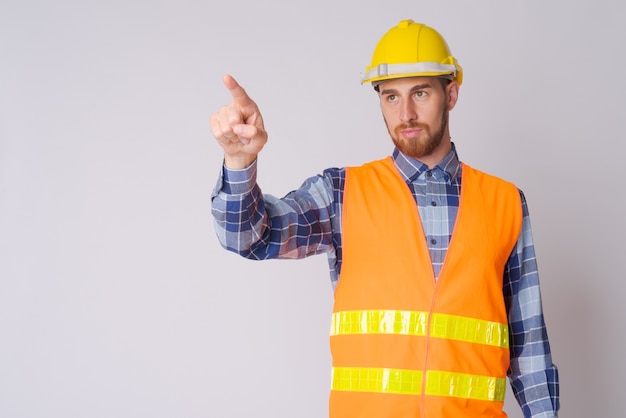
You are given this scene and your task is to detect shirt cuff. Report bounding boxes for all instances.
[218,158,258,196]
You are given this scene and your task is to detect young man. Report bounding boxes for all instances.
[210,19,559,418]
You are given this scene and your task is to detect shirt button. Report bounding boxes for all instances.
[431,201,437,206]
[427,171,433,178]
[430,238,437,245]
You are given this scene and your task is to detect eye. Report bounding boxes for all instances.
[386,94,398,102]
[414,91,427,99]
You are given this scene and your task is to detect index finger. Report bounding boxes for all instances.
[223,74,253,106]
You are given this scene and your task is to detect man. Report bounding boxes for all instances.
[210,19,559,418]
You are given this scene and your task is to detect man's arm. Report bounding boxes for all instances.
[504,191,560,417]
[210,161,338,260]
[209,75,339,260]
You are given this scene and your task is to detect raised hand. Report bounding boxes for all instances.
[210,74,268,169]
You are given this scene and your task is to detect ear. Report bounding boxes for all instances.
[446,81,459,111]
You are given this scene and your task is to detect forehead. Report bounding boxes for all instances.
[377,76,438,91]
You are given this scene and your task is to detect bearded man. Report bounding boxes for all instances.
[210,19,559,418]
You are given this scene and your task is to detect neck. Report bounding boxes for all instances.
[418,135,452,168]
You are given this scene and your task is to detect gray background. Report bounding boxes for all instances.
[1,0,624,417]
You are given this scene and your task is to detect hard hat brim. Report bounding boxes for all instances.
[361,62,459,85]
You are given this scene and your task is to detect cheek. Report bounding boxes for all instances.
[380,106,398,123]
[422,103,445,122]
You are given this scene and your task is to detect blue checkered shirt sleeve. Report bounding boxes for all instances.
[210,159,339,261]
[505,192,560,417]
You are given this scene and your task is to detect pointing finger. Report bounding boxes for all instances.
[223,74,253,106]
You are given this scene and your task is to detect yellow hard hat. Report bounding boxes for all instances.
[362,20,463,86]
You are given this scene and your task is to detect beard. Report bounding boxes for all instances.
[387,104,449,160]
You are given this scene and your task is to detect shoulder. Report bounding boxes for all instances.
[320,166,347,189]
[321,158,390,187]
[462,163,520,193]
[345,157,395,179]
[348,157,392,170]
[462,164,525,218]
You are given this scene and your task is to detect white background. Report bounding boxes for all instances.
[1,0,625,417]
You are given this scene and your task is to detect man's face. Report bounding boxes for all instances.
[378,77,458,162]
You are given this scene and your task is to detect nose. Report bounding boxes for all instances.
[400,99,417,123]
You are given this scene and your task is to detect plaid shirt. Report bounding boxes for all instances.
[211,145,560,417]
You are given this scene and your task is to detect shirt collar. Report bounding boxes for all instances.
[391,143,462,183]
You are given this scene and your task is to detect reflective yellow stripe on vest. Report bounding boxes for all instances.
[332,367,507,402]
[331,310,508,348]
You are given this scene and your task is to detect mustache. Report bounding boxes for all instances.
[395,122,429,132]
[398,122,428,130]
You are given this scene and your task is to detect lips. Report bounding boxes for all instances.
[400,128,423,139]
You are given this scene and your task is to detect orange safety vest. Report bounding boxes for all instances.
[329,157,522,418]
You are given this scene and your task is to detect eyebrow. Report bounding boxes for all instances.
[380,83,433,95]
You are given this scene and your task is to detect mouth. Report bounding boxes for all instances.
[399,127,423,139]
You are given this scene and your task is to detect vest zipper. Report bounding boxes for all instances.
[420,275,442,418]
[417,164,465,416]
